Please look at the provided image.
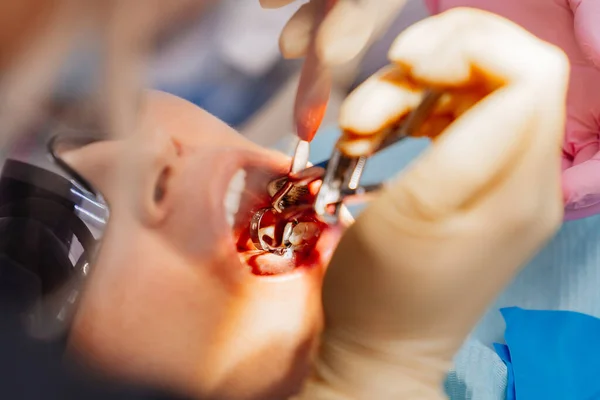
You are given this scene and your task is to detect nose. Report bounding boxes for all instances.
[129,128,180,225]
[136,128,179,172]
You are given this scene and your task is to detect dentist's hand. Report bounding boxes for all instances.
[259,0,407,65]
[301,8,568,399]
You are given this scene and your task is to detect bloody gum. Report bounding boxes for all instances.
[235,190,328,276]
[238,209,327,276]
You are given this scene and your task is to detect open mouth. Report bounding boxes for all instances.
[224,165,343,276]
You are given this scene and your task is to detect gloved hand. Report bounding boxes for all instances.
[297,8,568,399]
[259,0,407,65]
[424,0,600,220]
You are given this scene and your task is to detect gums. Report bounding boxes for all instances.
[233,177,329,276]
[237,211,328,276]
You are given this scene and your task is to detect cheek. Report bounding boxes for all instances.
[71,234,238,391]
[165,210,220,253]
[164,180,230,258]
[210,271,325,397]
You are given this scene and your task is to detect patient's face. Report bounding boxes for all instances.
[65,91,347,399]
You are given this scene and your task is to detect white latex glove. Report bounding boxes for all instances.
[297,8,568,399]
[259,0,408,65]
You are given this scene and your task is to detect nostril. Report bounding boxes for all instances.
[154,167,171,204]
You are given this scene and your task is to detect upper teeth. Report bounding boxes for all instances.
[288,222,320,246]
[224,169,246,227]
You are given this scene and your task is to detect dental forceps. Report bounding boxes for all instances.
[250,90,442,253]
[314,89,443,223]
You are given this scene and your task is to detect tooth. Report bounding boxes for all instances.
[282,222,295,244]
[289,230,303,246]
[224,169,246,226]
[282,248,294,260]
[289,222,320,246]
[258,225,275,241]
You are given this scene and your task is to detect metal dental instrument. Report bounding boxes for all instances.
[272,0,337,213]
[294,0,337,143]
[249,204,316,255]
[272,140,310,212]
[252,87,441,253]
[251,163,327,254]
[313,89,443,223]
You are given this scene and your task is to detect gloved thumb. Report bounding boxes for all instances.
[381,91,532,220]
[562,153,600,220]
[571,0,600,68]
[278,0,407,65]
[278,0,375,64]
[338,8,566,219]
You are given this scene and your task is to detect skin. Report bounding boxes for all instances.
[64,90,348,400]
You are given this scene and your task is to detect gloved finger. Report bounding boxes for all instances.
[341,8,565,136]
[387,91,548,220]
[572,0,600,69]
[337,66,425,155]
[386,10,567,217]
[338,68,485,156]
[279,1,317,59]
[259,0,297,9]
[351,8,568,217]
[315,0,376,65]
[338,7,566,156]
[388,8,562,87]
[317,0,409,65]
[563,154,600,211]
[280,0,407,65]
[279,0,375,64]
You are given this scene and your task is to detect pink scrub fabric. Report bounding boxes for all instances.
[425,0,600,220]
